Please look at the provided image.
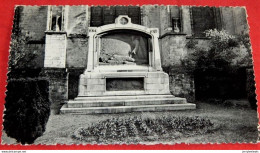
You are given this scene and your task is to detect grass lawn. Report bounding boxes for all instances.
[2,101,258,144]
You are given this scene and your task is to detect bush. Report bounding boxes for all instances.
[246,68,257,110]
[3,78,51,144]
[7,68,42,79]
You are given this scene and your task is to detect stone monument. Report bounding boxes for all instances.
[60,15,196,114]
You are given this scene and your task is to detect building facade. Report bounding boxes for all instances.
[14,6,249,113]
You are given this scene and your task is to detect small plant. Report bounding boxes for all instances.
[71,115,214,143]
[118,125,128,138]
[128,119,139,137]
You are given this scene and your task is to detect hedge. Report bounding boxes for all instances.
[3,78,51,144]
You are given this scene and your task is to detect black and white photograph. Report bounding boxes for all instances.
[2,5,258,144]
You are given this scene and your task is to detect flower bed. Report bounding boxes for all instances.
[71,115,214,143]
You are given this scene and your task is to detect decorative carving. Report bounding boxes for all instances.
[89,28,96,32]
[115,15,132,25]
[151,29,157,33]
[119,17,129,25]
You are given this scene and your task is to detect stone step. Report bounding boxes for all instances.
[67,97,186,108]
[74,94,175,101]
[60,103,196,114]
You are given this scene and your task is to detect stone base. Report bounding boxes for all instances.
[78,70,171,96]
[60,94,196,114]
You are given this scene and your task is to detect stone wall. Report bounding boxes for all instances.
[221,7,249,35]
[169,71,195,102]
[17,6,47,69]
[42,68,68,114]
[24,44,45,68]
[160,34,187,67]
[66,37,88,68]
[19,6,47,41]
[67,6,89,35]
[232,7,249,34]
[142,6,161,30]
[160,34,196,102]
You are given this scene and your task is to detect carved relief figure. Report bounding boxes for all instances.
[99,33,149,65]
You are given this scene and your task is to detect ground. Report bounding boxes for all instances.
[2,101,258,144]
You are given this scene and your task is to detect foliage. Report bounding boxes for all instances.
[235,33,253,66]
[3,78,51,144]
[9,7,37,70]
[182,29,250,73]
[237,33,252,54]
[71,115,214,143]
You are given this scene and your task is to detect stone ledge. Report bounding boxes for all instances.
[45,31,67,35]
[159,32,187,39]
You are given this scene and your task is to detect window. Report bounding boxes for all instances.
[90,6,141,26]
[47,6,65,32]
[190,7,222,37]
[168,6,182,33]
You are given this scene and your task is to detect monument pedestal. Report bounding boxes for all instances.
[60,67,196,114]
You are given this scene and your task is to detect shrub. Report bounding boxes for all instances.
[182,29,252,101]
[3,78,51,144]
[183,29,239,73]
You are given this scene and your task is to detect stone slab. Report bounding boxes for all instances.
[67,97,187,108]
[60,103,196,114]
[75,94,175,101]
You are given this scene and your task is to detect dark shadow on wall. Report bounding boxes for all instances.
[194,67,248,100]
